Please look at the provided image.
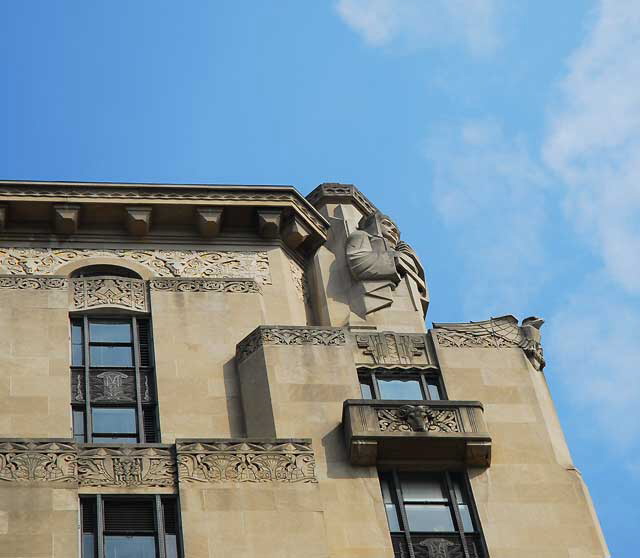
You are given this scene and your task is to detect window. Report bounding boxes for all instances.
[380,471,486,558]
[359,368,444,401]
[71,316,158,443]
[81,496,181,558]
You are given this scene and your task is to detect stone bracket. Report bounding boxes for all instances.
[53,204,80,235]
[195,207,224,238]
[257,209,282,238]
[125,206,152,236]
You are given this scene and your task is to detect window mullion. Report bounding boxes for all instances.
[419,374,430,400]
[132,317,144,443]
[444,472,471,558]
[371,372,382,400]
[155,495,167,558]
[83,316,92,443]
[392,470,415,558]
[96,495,105,558]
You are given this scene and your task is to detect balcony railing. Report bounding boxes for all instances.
[342,400,491,467]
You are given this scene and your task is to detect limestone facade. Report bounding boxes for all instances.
[0,180,608,557]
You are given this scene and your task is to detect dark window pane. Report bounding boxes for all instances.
[166,535,179,558]
[72,345,85,367]
[89,321,132,343]
[400,473,447,502]
[92,407,137,434]
[380,476,394,504]
[105,535,157,558]
[378,378,423,400]
[405,504,455,532]
[82,534,96,557]
[90,346,133,367]
[359,380,373,399]
[426,379,442,400]
[72,322,84,343]
[73,409,85,439]
[104,499,155,531]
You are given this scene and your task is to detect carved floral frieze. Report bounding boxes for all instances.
[377,405,460,433]
[0,248,272,284]
[0,275,68,290]
[177,440,317,483]
[77,446,176,487]
[72,277,148,312]
[149,277,260,293]
[0,441,76,483]
[237,326,347,361]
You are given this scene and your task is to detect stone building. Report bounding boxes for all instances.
[0,180,608,558]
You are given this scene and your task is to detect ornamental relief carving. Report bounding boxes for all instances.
[0,248,272,284]
[377,405,460,433]
[149,277,260,293]
[72,277,148,312]
[77,446,176,487]
[432,315,545,371]
[0,441,76,483]
[237,326,347,361]
[355,331,432,367]
[177,440,317,483]
[0,275,68,289]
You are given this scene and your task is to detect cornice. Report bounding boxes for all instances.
[306,182,378,216]
[0,179,330,240]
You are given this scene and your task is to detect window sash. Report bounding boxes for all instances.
[72,316,156,443]
[358,369,445,401]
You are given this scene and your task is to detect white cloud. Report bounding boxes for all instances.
[547,274,640,450]
[543,0,640,293]
[335,0,500,56]
[426,119,550,317]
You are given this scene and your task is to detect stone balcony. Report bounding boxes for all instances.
[342,400,491,467]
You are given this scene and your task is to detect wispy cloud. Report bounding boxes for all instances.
[426,119,550,317]
[335,0,501,57]
[543,0,640,293]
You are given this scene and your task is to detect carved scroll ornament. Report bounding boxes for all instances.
[149,277,260,293]
[355,331,432,367]
[77,446,176,487]
[237,326,347,361]
[0,248,271,284]
[177,440,317,483]
[0,275,68,289]
[0,441,76,483]
[377,405,460,433]
[433,315,545,371]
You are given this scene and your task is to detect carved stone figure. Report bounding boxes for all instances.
[345,212,427,315]
[520,316,545,371]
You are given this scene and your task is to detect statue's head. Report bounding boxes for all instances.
[358,212,400,246]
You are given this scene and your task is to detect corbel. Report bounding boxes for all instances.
[53,204,80,235]
[257,209,282,239]
[195,207,224,238]
[282,216,311,249]
[125,206,152,237]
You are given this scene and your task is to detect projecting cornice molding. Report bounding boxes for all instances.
[306,182,378,216]
[0,180,329,249]
[236,325,348,361]
[432,315,546,371]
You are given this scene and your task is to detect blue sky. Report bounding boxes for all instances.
[1,1,638,555]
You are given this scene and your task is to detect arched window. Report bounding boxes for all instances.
[70,265,158,444]
[71,265,142,279]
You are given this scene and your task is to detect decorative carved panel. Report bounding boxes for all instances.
[0,441,76,483]
[149,277,260,293]
[288,257,309,303]
[432,315,545,371]
[0,248,272,284]
[77,446,176,487]
[0,275,68,289]
[177,440,317,483]
[354,331,434,367]
[89,369,136,402]
[72,277,148,312]
[377,406,460,433]
[237,326,347,361]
